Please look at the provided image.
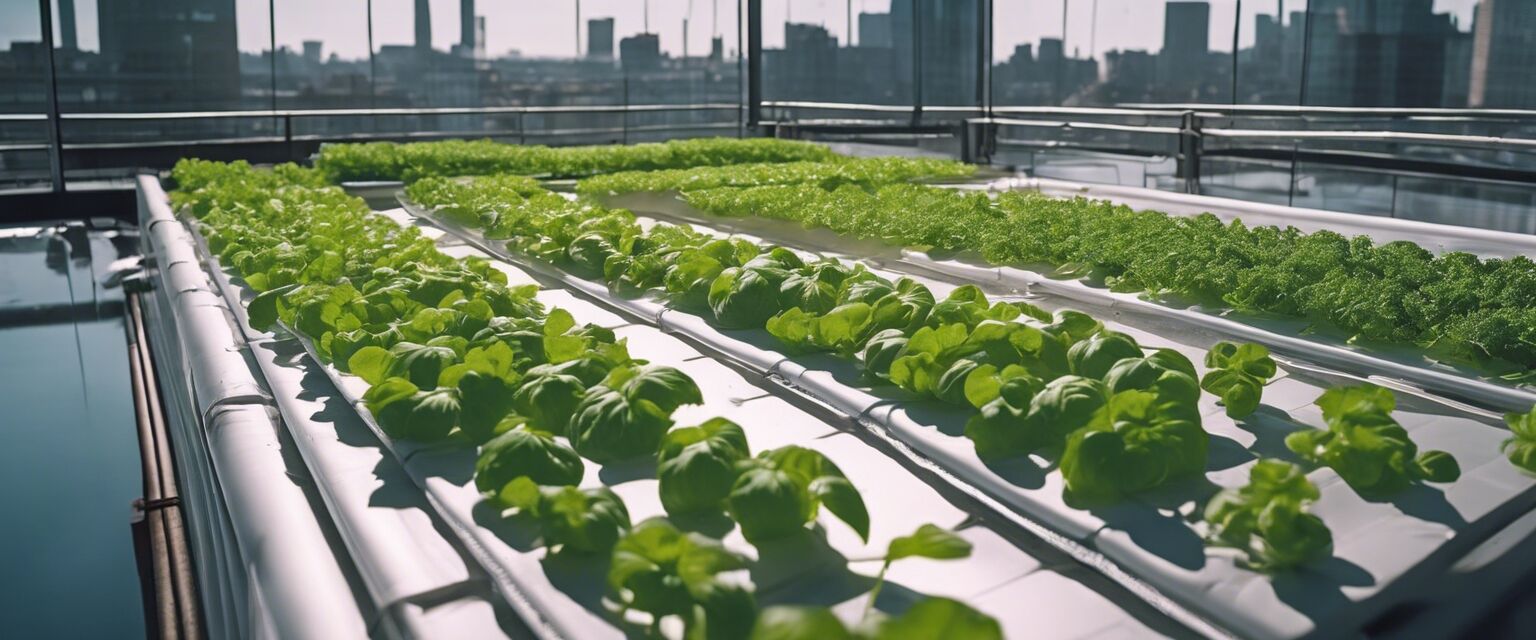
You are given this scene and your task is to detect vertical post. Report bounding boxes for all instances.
[1179,110,1202,194]
[38,0,64,193]
[269,0,279,138]
[1230,0,1241,105]
[576,0,581,57]
[977,0,991,116]
[911,0,923,126]
[746,0,762,128]
[367,0,378,110]
[1289,5,1315,206]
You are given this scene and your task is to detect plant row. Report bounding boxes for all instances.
[575,157,977,196]
[312,137,838,183]
[169,159,1002,639]
[409,174,1525,574]
[669,182,1536,377]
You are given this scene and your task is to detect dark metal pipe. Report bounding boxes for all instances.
[125,291,202,640]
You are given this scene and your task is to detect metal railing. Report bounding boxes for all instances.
[0,103,744,192]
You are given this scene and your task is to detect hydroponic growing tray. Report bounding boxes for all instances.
[394,184,1536,640]
[142,176,1182,640]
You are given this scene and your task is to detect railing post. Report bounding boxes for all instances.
[283,113,293,162]
[37,0,65,193]
[746,0,762,130]
[1179,110,1202,194]
[911,0,924,127]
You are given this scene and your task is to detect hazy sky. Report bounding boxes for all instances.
[2,0,1480,63]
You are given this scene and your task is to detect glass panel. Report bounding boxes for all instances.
[1302,0,1479,107]
[917,0,981,109]
[993,0,1239,106]
[273,0,372,109]
[1235,0,1308,105]
[0,0,52,191]
[762,0,912,108]
[47,0,275,189]
[52,0,252,113]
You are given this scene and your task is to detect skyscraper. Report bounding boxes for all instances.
[890,0,979,106]
[97,0,241,108]
[1469,0,1536,108]
[1306,0,1462,107]
[460,0,477,58]
[416,0,433,53]
[58,0,78,51]
[859,12,892,48]
[620,33,662,71]
[589,18,616,59]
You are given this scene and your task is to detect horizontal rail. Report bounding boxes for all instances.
[1118,103,1536,118]
[61,103,738,121]
[987,117,1184,136]
[992,105,1194,118]
[1202,127,1536,151]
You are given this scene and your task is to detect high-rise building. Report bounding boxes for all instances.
[58,0,78,51]
[859,12,892,48]
[772,23,838,100]
[461,0,477,57]
[620,33,662,71]
[709,37,724,62]
[1163,2,1211,58]
[97,0,241,108]
[890,0,978,106]
[1159,1,1210,93]
[1470,0,1536,108]
[415,0,433,53]
[1306,0,1462,107]
[589,18,616,59]
[303,41,323,63]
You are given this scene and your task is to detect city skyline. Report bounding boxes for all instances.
[1,0,1526,112]
[2,0,1484,64]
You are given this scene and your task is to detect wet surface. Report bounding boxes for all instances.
[0,222,145,639]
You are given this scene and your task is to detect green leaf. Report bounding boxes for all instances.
[750,606,851,640]
[885,524,972,562]
[1067,331,1142,379]
[474,427,585,494]
[364,378,461,442]
[709,266,787,328]
[1204,459,1331,570]
[1298,384,1457,497]
[609,518,750,627]
[248,283,298,330]
[1503,405,1536,474]
[1415,450,1461,482]
[511,372,587,433]
[456,370,516,442]
[608,364,704,414]
[864,598,1002,640]
[728,466,810,543]
[567,386,676,463]
[658,418,751,515]
[809,476,871,542]
[348,345,395,385]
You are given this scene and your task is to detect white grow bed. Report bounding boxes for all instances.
[403,188,1536,640]
[148,176,1179,640]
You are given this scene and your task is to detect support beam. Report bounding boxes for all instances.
[747,0,763,128]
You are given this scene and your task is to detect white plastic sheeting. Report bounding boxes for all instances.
[139,176,374,640]
[518,190,1536,640]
